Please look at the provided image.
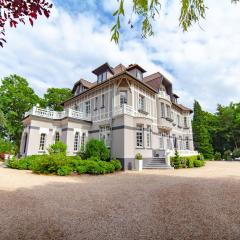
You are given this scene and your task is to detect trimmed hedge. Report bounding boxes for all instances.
[170,154,205,169]
[7,154,122,176]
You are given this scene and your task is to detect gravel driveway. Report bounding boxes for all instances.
[0,161,240,240]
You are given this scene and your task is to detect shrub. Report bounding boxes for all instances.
[7,155,40,170]
[110,159,122,171]
[84,160,105,175]
[214,152,222,160]
[48,141,67,155]
[57,166,72,176]
[223,150,232,161]
[0,138,16,155]
[233,148,240,159]
[197,153,205,161]
[135,153,142,160]
[171,150,181,169]
[85,139,110,161]
[98,161,115,173]
[186,158,194,168]
[76,165,87,174]
[193,159,205,167]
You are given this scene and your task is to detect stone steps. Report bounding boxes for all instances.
[143,158,173,169]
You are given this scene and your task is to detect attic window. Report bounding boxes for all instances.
[136,70,143,80]
[97,71,107,83]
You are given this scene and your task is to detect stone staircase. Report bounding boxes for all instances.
[143,158,173,169]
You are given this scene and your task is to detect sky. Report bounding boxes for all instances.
[0,0,240,112]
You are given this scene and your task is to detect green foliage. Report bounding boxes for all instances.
[110,159,122,171]
[170,154,205,169]
[48,141,67,155]
[84,139,110,161]
[192,100,213,159]
[0,109,6,128]
[76,165,87,174]
[57,166,72,176]
[0,138,16,154]
[193,159,205,167]
[223,150,232,161]
[214,152,222,161]
[233,148,240,159]
[0,75,40,146]
[42,88,73,111]
[135,153,143,160]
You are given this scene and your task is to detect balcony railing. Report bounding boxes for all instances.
[158,91,171,101]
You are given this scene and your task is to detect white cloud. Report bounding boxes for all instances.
[0,0,240,112]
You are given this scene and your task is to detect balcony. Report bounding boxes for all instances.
[158,91,171,102]
[24,107,91,121]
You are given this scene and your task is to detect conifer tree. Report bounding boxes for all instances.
[192,101,213,159]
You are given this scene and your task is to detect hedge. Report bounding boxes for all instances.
[170,154,205,169]
[7,154,122,176]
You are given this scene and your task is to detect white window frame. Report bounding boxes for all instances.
[39,133,46,151]
[184,117,188,128]
[101,94,105,108]
[166,105,171,118]
[159,134,164,150]
[136,70,143,80]
[81,132,86,150]
[120,91,128,106]
[161,103,165,118]
[136,124,144,148]
[146,125,151,148]
[99,125,111,147]
[85,101,91,115]
[74,132,80,152]
[185,136,190,150]
[55,132,60,143]
[138,95,145,111]
[94,97,98,110]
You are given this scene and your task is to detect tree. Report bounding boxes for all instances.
[192,100,213,159]
[1,1,239,46]
[111,0,240,43]
[0,75,40,146]
[43,88,73,111]
[0,109,6,128]
[0,0,52,47]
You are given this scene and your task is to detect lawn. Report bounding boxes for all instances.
[0,161,240,240]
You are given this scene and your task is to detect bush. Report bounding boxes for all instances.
[170,154,205,169]
[48,141,67,155]
[186,158,194,168]
[57,166,72,176]
[193,159,205,167]
[110,159,122,171]
[223,150,232,161]
[171,150,181,169]
[135,153,142,160]
[0,138,16,155]
[85,139,110,161]
[233,148,240,159]
[214,152,222,160]
[7,155,40,170]
[76,165,87,174]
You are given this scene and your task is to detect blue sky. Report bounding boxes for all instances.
[0,0,240,112]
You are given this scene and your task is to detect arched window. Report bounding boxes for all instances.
[55,132,60,143]
[39,133,46,151]
[74,132,80,152]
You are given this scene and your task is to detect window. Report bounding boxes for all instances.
[179,136,183,150]
[23,133,28,154]
[99,126,111,146]
[81,133,86,149]
[159,135,164,150]
[173,134,178,149]
[167,136,172,150]
[161,103,165,118]
[166,105,171,118]
[95,97,98,110]
[85,101,90,114]
[185,136,190,150]
[146,125,151,148]
[136,124,144,148]
[177,115,180,126]
[74,132,80,152]
[120,91,127,106]
[55,132,60,143]
[138,95,145,111]
[101,94,105,108]
[136,70,143,80]
[97,72,107,83]
[39,133,46,151]
[184,117,188,128]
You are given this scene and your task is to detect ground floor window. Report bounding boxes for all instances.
[185,136,190,150]
[159,135,164,149]
[55,132,60,143]
[179,136,183,150]
[81,132,86,150]
[23,133,28,153]
[136,124,144,148]
[167,136,172,150]
[173,134,178,149]
[99,126,111,147]
[74,132,80,152]
[146,125,151,148]
[39,133,46,151]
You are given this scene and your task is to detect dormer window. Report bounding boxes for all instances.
[97,71,107,83]
[136,70,143,80]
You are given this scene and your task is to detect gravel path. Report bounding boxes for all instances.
[0,161,240,240]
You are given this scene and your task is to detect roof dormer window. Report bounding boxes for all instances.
[136,69,143,80]
[97,71,107,83]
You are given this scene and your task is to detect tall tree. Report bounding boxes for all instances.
[192,100,213,159]
[0,75,40,145]
[43,88,73,111]
[0,109,5,127]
